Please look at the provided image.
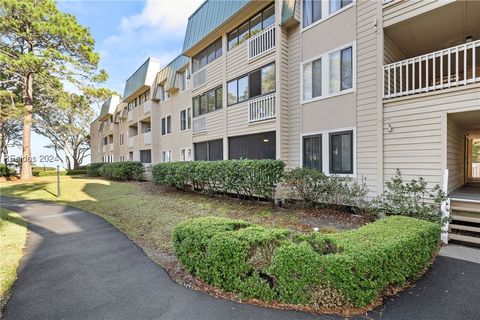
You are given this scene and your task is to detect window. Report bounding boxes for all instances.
[329,131,353,174]
[302,58,322,100]
[140,149,151,164]
[161,150,172,163]
[180,107,191,131]
[329,46,352,93]
[192,86,223,117]
[228,132,276,160]
[227,4,275,50]
[303,0,353,29]
[161,115,171,135]
[178,70,187,92]
[303,135,322,170]
[192,38,222,72]
[181,148,192,161]
[194,139,223,161]
[227,63,275,105]
[119,134,124,145]
[302,44,354,102]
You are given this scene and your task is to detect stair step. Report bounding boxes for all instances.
[449,224,480,233]
[451,215,480,224]
[451,205,480,214]
[448,233,480,245]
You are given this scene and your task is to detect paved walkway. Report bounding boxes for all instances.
[1,196,479,320]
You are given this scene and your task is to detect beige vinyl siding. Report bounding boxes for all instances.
[286,24,301,167]
[225,40,275,80]
[154,90,193,163]
[447,117,465,193]
[226,102,276,137]
[356,0,382,194]
[192,110,224,142]
[192,58,224,97]
[382,0,454,27]
[384,33,405,64]
[383,84,480,189]
[279,20,291,161]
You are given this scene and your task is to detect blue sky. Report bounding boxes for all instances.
[13,0,203,168]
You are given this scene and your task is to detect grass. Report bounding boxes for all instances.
[0,208,27,312]
[0,176,308,255]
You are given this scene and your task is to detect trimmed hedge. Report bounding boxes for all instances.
[96,161,144,181]
[87,163,105,176]
[152,160,285,201]
[32,169,87,177]
[173,216,440,309]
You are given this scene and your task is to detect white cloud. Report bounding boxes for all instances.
[120,0,204,34]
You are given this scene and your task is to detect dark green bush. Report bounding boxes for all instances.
[374,169,447,223]
[0,164,16,177]
[66,169,87,175]
[173,216,440,309]
[284,167,371,215]
[87,163,105,176]
[153,160,285,201]
[97,161,144,181]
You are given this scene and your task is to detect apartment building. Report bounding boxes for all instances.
[91,0,480,244]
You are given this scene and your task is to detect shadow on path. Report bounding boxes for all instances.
[1,196,479,320]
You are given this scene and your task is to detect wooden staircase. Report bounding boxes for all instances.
[448,183,480,246]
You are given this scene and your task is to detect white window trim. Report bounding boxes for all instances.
[180,147,192,161]
[301,0,356,33]
[161,114,172,136]
[300,41,356,104]
[300,127,356,177]
[180,107,192,132]
[161,150,172,163]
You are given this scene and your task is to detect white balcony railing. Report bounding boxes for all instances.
[248,93,276,123]
[192,68,206,89]
[192,115,207,134]
[248,25,275,60]
[384,40,480,99]
[128,136,134,148]
[143,131,151,145]
[128,111,133,122]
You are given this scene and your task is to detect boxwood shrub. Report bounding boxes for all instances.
[173,216,440,309]
[152,160,285,201]
[97,161,144,181]
[87,162,105,176]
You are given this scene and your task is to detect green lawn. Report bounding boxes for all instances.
[0,176,303,256]
[0,208,27,312]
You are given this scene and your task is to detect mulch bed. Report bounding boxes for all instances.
[128,181,380,315]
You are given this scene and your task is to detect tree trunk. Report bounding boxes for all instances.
[20,74,33,180]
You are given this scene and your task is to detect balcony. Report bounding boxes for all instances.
[384,40,480,99]
[192,115,207,134]
[128,136,134,148]
[128,111,133,122]
[143,131,151,145]
[248,25,275,60]
[248,93,276,123]
[192,68,206,90]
